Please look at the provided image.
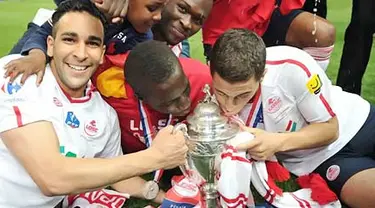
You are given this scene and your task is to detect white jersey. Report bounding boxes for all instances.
[170,42,183,57]
[239,46,370,176]
[0,55,122,208]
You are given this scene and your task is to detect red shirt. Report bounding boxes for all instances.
[93,56,212,153]
[202,0,305,45]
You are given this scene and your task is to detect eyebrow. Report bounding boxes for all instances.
[60,32,102,44]
[215,88,252,97]
[88,35,103,44]
[61,32,78,37]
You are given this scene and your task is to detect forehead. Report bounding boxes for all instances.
[133,0,166,6]
[148,69,188,103]
[213,73,257,96]
[55,11,104,38]
[175,0,212,14]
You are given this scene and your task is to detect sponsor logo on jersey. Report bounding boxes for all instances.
[65,111,80,128]
[266,96,282,113]
[326,165,340,181]
[84,120,99,136]
[1,82,22,95]
[130,118,180,143]
[59,145,77,158]
[53,97,63,107]
[306,74,322,95]
[4,97,25,103]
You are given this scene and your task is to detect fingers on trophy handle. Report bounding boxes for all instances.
[172,123,191,178]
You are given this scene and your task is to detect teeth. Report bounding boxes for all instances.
[68,64,87,71]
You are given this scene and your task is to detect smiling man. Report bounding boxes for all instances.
[152,0,213,56]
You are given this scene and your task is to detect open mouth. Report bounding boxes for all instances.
[67,63,89,72]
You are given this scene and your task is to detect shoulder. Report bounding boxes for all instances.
[0,54,23,78]
[266,46,322,77]
[0,55,41,97]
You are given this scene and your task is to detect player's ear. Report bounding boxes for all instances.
[47,35,55,58]
[261,68,267,82]
[99,45,106,65]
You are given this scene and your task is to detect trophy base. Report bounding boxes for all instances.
[201,183,218,208]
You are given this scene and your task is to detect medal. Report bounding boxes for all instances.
[138,100,172,197]
[142,180,160,200]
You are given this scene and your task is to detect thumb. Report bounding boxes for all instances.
[235,139,259,151]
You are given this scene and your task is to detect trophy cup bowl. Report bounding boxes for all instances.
[177,84,239,208]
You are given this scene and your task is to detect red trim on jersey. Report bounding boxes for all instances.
[319,94,336,117]
[59,83,95,103]
[13,106,23,127]
[266,59,312,77]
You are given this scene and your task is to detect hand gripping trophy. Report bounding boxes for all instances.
[173,84,239,208]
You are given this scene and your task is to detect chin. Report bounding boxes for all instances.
[166,38,179,46]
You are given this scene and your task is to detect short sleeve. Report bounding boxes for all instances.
[0,55,49,133]
[98,107,123,158]
[273,50,336,123]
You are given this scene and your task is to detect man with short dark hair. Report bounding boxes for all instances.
[210,29,375,208]
[0,1,187,207]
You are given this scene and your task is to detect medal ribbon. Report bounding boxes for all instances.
[245,88,264,129]
[138,100,173,182]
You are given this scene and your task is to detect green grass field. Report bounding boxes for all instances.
[0,0,374,207]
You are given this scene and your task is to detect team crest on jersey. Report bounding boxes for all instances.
[306,74,322,95]
[1,82,22,95]
[84,120,99,136]
[65,111,80,128]
[266,96,282,113]
[53,97,63,107]
[326,165,340,181]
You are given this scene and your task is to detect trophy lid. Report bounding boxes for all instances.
[186,84,239,142]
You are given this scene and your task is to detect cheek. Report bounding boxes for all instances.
[235,99,248,110]
[191,24,201,34]
[214,94,227,107]
[88,49,105,63]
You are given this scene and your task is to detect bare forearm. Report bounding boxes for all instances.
[279,117,339,152]
[49,149,163,195]
[28,49,46,63]
[112,177,165,204]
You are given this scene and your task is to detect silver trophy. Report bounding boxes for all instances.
[174,84,239,208]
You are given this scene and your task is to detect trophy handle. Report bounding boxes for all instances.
[172,123,191,178]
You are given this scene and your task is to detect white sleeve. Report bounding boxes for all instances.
[98,107,123,158]
[281,51,336,123]
[0,55,49,133]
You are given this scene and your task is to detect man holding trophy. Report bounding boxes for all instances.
[207,29,375,208]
